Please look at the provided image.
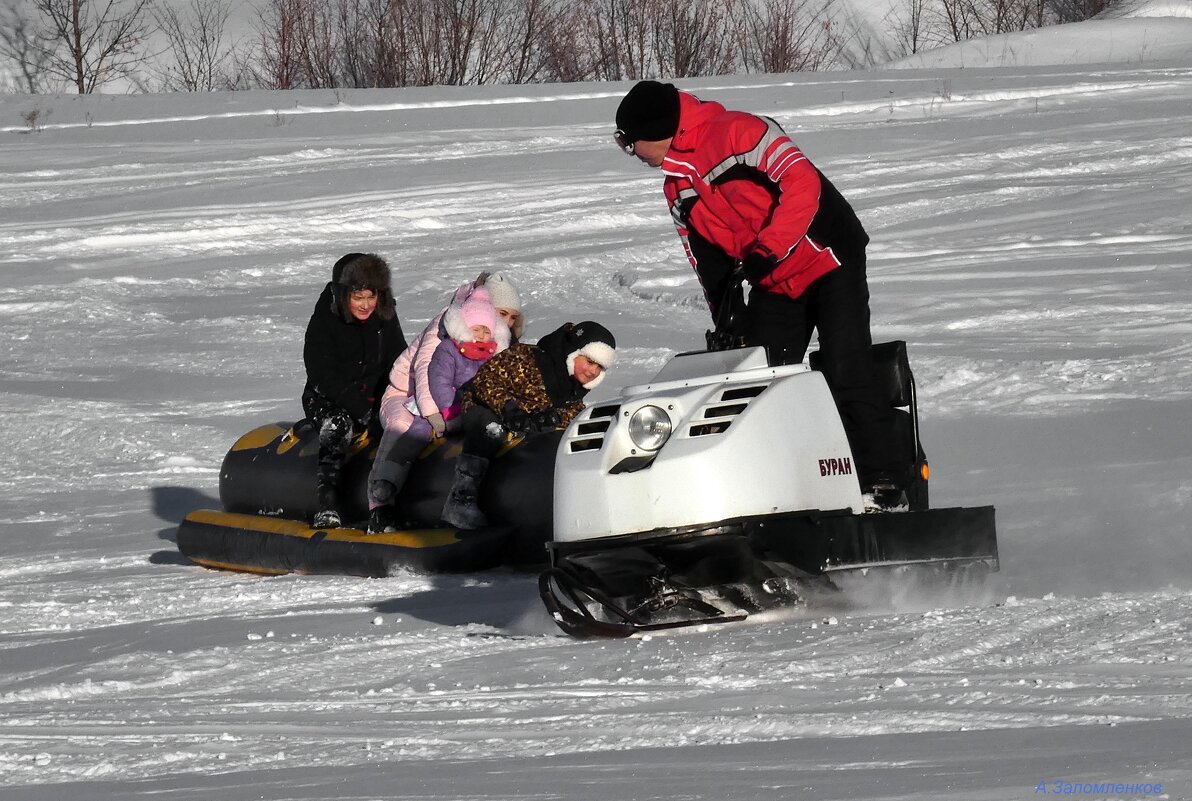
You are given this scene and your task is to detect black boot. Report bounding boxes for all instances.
[367,504,397,535]
[861,472,909,513]
[440,453,490,530]
[312,436,347,529]
[367,460,412,534]
[313,483,342,528]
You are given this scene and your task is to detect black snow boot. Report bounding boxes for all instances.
[862,472,909,513]
[440,453,490,530]
[311,413,352,529]
[313,483,342,529]
[367,459,412,534]
[367,504,398,535]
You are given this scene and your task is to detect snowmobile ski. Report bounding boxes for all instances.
[539,564,748,638]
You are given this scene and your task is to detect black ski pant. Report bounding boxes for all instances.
[302,387,367,490]
[743,256,903,486]
[459,405,509,460]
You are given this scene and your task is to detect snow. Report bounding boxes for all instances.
[2,15,1192,801]
[885,0,1192,68]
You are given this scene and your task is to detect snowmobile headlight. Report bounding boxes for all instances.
[628,405,672,451]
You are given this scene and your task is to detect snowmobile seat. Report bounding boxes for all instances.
[870,340,914,408]
[807,340,913,409]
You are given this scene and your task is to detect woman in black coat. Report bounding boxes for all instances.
[303,252,407,528]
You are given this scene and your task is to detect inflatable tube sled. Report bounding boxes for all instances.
[177,425,561,577]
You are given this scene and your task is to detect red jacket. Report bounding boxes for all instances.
[662,92,869,307]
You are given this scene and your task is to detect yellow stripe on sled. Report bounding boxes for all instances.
[185,510,464,549]
[230,424,289,452]
[186,557,290,575]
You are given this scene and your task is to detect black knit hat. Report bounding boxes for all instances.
[568,321,616,369]
[615,81,680,144]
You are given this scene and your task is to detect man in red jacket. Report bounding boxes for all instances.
[614,80,906,509]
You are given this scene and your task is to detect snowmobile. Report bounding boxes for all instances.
[176,340,996,638]
[537,342,998,637]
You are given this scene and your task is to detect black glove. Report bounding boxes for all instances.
[739,250,778,285]
[500,401,532,435]
[529,408,562,432]
[706,329,747,352]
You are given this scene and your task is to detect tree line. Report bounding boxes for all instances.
[0,0,1113,94]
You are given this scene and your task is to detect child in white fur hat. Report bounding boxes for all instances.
[440,320,617,530]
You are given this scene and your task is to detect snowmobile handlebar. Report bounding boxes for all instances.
[705,269,747,352]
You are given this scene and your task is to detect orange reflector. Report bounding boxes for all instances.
[920,462,931,481]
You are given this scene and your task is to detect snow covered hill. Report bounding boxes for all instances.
[2,26,1191,801]
[884,0,1192,68]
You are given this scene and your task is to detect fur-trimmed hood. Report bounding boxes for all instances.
[330,252,396,323]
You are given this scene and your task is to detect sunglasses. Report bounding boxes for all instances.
[613,128,635,155]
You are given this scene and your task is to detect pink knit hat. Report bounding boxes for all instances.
[459,293,498,335]
[443,287,509,349]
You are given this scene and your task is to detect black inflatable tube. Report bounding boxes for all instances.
[177,422,561,575]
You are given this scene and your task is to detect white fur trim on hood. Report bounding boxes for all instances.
[566,341,616,389]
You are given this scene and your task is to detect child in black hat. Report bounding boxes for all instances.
[440,321,617,529]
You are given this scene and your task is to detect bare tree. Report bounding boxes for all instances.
[30,0,155,93]
[886,0,931,57]
[585,0,654,80]
[154,0,235,91]
[1047,0,1108,23]
[1,0,51,92]
[990,0,1037,33]
[652,0,735,78]
[374,0,413,87]
[466,0,560,85]
[293,0,340,87]
[737,0,842,73]
[444,0,490,84]
[335,0,371,86]
[939,0,976,41]
[537,0,597,82]
[220,37,256,88]
[939,0,1041,41]
[254,0,302,88]
[459,0,504,84]
[324,0,412,88]
[496,0,555,83]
